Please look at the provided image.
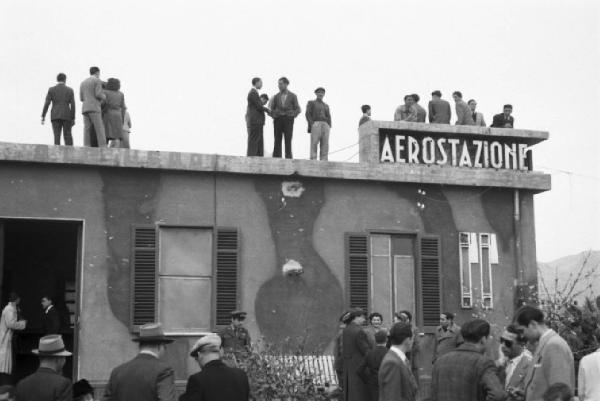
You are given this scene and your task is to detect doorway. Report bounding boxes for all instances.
[0,218,81,382]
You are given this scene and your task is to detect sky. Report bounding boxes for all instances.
[0,0,598,262]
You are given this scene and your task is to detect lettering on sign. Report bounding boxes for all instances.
[379,130,532,170]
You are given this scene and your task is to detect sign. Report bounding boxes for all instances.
[379,130,532,170]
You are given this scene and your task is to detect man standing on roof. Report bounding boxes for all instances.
[219,310,251,356]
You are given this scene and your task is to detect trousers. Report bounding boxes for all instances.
[83,112,107,147]
[51,119,73,146]
[247,124,264,156]
[273,117,294,159]
[310,121,330,160]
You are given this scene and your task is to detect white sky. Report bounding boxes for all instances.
[0,0,598,262]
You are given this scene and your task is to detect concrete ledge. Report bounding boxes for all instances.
[0,142,551,192]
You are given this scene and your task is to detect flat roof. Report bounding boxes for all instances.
[0,141,551,192]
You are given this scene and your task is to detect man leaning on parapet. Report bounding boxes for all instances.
[428,90,451,124]
[80,66,107,147]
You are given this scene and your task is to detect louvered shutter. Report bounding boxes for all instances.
[346,233,369,311]
[215,228,239,327]
[420,235,442,329]
[130,225,157,331]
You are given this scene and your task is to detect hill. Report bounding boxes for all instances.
[538,250,600,301]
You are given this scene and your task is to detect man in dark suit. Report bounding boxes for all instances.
[80,66,107,147]
[430,319,506,401]
[269,77,301,159]
[41,73,76,146]
[246,77,270,157]
[41,295,61,335]
[378,323,418,401]
[428,90,451,124]
[358,330,390,401]
[103,323,177,401]
[15,334,72,401]
[491,104,515,128]
[342,308,371,401]
[180,334,250,401]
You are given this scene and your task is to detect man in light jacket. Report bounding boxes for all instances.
[80,66,107,147]
[452,91,475,126]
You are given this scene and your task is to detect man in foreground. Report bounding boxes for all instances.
[179,334,250,401]
[430,319,506,401]
[378,323,418,401]
[497,324,532,395]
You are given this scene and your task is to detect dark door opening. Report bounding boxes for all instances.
[0,219,80,382]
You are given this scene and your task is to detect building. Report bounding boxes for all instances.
[0,120,549,391]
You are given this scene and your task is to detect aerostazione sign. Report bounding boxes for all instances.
[379,130,532,170]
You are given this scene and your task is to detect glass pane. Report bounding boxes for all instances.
[481,247,491,294]
[371,235,390,257]
[159,277,212,332]
[371,256,392,321]
[394,256,415,320]
[159,227,213,276]
[460,248,471,295]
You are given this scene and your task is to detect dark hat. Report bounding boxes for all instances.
[32,335,72,357]
[348,308,366,320]
[339,310,352,324]
[314,87,326,93]
[132,323,175,344]
[73,379,94,398]
[230,310,247,320]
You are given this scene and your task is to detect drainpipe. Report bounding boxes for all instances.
[514,189,525,306]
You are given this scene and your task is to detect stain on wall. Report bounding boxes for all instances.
[254,178,344,352]
[481,189,514,253]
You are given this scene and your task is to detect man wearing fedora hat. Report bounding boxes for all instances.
[15,334,72,401]
[180,334,250,401]
[103,323,177,401]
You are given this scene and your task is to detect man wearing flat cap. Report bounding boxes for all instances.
[219,311,251,356]
[305,87,332,161]
[103,323,177,401]
[15,334,72,401]
[179,334,250,401]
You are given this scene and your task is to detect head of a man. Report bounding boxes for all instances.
[56,73,67,83]
[404,94,415,106]
[351,309,366,325]
[500,324,526,359]
[468,99,477,112]
[39,355,67,373]
[252,77,263,90]
[542,383,573,401]
[89,66,100,77]
[315,87,325,100]
[440,312,454,329]
[260,94,269,106]
[461,319,491,350]
[73,379,95,401]
[231,312,246,328]
[9,292,20,305]
[278,77,289,92]
[395,310,412,324]
[431,90,442,100]
[190,334,222,368]
[374,330,388,346]
[411,94,420,103]
[361,105,371,116]
[0,385,15,401]
[139,341,168,359]
[452,91,463,102]
[389,322,413,351]
[41,296,53,310]
[514,306,546,343]
[369,313,383,328]
[503,104,513,117]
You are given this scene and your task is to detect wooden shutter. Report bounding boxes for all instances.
[130,225,157,330]
[346,233,369,311]
[215,228,239,327]
[420,235,442,328]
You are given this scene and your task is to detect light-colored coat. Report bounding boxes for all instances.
[455,100,475,126]
[524,329,575,401]
[499,351,532,392]
[473,112,486,127]
[0,303,26,374]
[578,349,600,401]
[80,76,106,114]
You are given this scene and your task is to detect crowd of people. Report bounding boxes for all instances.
[41,67,132,149]
[245,76,517,161]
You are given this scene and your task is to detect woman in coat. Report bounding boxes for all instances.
[102,78,127,148]
[0,293,26,384]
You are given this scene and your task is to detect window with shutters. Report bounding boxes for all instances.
[458,232,498,310]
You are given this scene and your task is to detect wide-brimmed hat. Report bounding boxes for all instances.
[132,323,175,344]
[348,308,366,320]
[32,335,72,357]
[190,333,222,357]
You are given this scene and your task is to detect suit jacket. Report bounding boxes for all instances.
[357,345,388,386]
[491,113,514,128]
[432,323,462,363]
[270,91,301,119]
[179,360,249,401]
[15,367,72,401]
[80,76,106,114]
[103,353,177,401]
[497,352,532,392]
[428,99,451,124]
[378,349,418,401]
[42,84,76,121]
[523,329,574,401]
[429,343,506,401]
[455,100,475,125]
[473,112,486,127]
[342,322,371,401]
[42,305,61,334]
[246,88,268,126]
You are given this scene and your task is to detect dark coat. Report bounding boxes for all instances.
[428,99,451,124]
[246,89,268,126]
[42,84,76,121]
[103,353,177,401]
[357,345,388,401]
[179,360,249,401]
[378,350,418,401]
[15,367,72,401]
[430,343,507,401]
[270,91,301,119]
[42,306,61,334]
[342,322,371,401]
[432,323,462,363]
[490,113,514,128]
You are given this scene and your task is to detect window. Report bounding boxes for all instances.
[458,232,498,309]
[458,233,474,308]
[130,225,239,334]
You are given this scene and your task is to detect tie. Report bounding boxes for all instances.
[473,112,477,122]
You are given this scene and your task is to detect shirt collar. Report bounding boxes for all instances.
[139,350,159,359]
[45,305,54,313]
[390,346,407,363]
[508,351,524,365]
[540,329,552,342]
